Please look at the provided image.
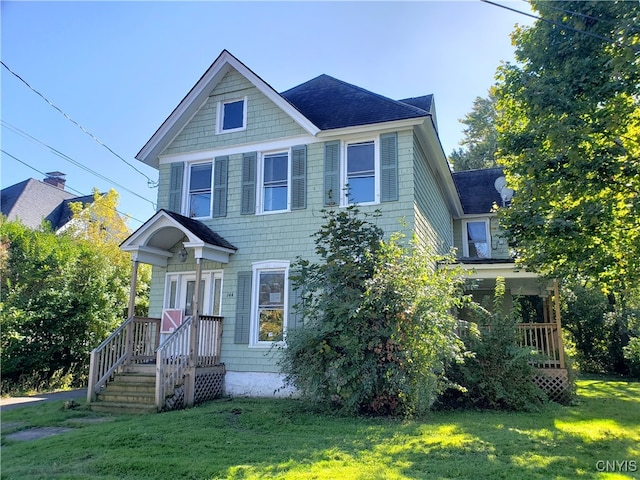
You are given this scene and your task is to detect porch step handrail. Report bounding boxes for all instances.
[87,316,133,402]
[87,316,161,403]
[155,316,193,410]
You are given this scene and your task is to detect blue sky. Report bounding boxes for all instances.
[1,1,533,227]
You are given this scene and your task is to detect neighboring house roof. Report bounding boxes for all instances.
[452,167,506,215]
[280,75,430,130]
[0,178,93,230]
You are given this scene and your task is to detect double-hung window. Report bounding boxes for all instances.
[188,163,212,218]
[262,152,289,212]
[251,261,289,345]
[217,97,247,134]
[345,141,376,204]
[464,220,491,258]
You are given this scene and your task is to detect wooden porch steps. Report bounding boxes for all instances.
[89,364,157,414]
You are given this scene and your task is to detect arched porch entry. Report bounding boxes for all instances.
[88,209,237,412]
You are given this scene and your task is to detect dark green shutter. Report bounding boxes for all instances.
[234,271,252,344]
[241,152,257,215]
[212,156,228,218]
[380,133,398,202]
[291,145,307,210]
[324,141,340,206]
[168,162,184,213]
[288,283,304,331]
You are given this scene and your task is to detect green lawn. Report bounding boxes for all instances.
[1,379,638,480]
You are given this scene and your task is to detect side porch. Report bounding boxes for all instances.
[456,261,570,401]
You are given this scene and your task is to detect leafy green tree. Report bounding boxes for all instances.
[495,0,640,295]
[0,189,149,392]
[280,207,468,416]
[449,90,499,171]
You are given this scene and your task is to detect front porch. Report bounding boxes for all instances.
[88,209,238,413]
[87,315,225,413]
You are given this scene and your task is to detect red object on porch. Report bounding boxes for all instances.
[162,309,183,333]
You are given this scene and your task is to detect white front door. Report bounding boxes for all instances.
[164,271,223,318]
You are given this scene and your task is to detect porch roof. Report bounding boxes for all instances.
[120,209,237,266]
[451,260,551,297]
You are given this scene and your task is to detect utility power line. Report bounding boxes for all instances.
[2,149,146,226]
[481,0,640,52]
[1,60,159,187]
[2,120,156,208]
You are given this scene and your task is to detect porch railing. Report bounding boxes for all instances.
[155,315,224,409]
[455,320,565,369]
[87,316,161,402]
[517,323,564,369]
[155,316,193,409]
[198,315,224,367]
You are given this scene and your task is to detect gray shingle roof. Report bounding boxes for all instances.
[452,167,506,215]
[0,178,90,230]
[161,209,237,251]
[281,75,431,130]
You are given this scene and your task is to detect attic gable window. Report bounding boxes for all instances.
[217,97,247,134]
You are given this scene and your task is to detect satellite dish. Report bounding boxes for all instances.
[500,187,514,204]
[494,176,514,206]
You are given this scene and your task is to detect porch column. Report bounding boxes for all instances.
[125,259,140,360]
[127,259,140,318]
[186,257,203,407]
[553,280,565,368]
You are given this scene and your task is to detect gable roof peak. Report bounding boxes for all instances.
[136,50,320,168]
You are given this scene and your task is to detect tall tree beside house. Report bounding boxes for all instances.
[67,189,151,317]
[495,0,640,293]
[280,207,469,417]
[494,1,640,373]
[449,90,499,171]
[0,190,149,393]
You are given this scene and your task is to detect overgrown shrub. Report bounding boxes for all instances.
[279,207,468,417]
[438,278,548,411]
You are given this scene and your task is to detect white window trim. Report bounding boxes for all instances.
[185,160,214,219]
[462,219,491,258]
[256,149,291,215]
[340,136,380,207]
[216,96,248,134]
[249,260,290,347]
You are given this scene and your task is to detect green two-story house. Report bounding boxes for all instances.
[88,50,566,413]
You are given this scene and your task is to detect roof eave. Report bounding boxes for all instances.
[315,117,426,138]
[416,118,464,218]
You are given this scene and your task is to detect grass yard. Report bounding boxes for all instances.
[1,378,638,480]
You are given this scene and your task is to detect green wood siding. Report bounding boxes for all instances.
[412,133,453,255]
[163,69,308,156]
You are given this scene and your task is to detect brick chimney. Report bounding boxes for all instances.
[43,171,66,189]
